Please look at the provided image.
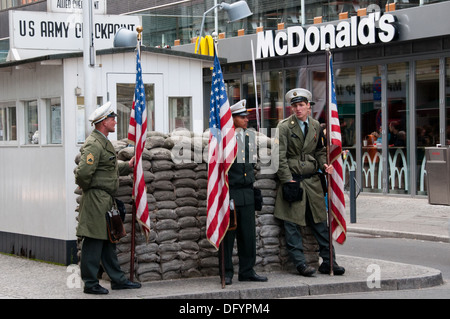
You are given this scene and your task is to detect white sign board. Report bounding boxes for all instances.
[47,0,106,15]
[10,10,140,51]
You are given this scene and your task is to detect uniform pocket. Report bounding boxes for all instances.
[282,181,303,204]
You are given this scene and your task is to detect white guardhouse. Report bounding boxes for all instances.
[0,47,214,264]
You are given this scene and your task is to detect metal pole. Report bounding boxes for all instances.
[83,0,96,139]
[130,199,136,281]
[350,169,357,223]
[250,40,260,132]
[220,241,225,288]
[325,47,334,276]
[195,4,222,54]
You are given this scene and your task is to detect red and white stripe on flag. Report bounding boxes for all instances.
[328,52,347,244]
[206,53,237,250]
[128,48,150,240]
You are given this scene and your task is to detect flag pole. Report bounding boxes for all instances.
[250,40,260,132]
[212,38,227,289]
[130,200,136,281]
[325,45,334,276]
[129,26,143,282]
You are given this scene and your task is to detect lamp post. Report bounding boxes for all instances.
[195,1,252,54]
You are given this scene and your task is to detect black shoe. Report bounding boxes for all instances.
[297,263,316,277]
[111,280,142,290]
[225,277,232,285]
[84,284,109,295]
[239,273,268,282]
[318,263,345,275]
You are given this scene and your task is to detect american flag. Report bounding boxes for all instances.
[206,53,237,250]
[128,49,150,240]
[327,51,347,244]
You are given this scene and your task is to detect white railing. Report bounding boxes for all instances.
[342,148,427,193]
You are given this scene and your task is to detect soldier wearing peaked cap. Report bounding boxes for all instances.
[75,101,141,294]
[274,88,345,277]
[223,99,268,285]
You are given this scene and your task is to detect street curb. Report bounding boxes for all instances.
[144,271,444,299]
[347,226,450,243]
[137,256,444,299]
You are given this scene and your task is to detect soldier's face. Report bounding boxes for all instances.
[291,102,309,121]
[233,115,248,129]
[103,116,116,133]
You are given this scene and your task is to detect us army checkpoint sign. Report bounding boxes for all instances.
[9,10,140,51]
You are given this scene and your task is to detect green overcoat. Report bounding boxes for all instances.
[274,115,327,226]
[75,130,131,240]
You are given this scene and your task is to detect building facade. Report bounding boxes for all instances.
[0,45,213,264]
[170,1,450,198]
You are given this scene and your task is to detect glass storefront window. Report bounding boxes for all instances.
[0,103,16,142]
[46,97,61,144]
[361,65,383,192]
[446,58,450,146]
[335,67,356,185]
[116,83,154,140]
[311,69,326,122]
[387,62,409,194]
[261,70,283,131]
[225,79,241,108]
[24,100,38,145]
[415,58,440,195]
[242,73,261,131]
[168,97,192,132]
[130,1,450,47]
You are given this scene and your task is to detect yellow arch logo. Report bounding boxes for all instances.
[195,35,214,56]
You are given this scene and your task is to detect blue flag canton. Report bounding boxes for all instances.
[329,56,337,105]
[135,51,146,125]
[209,55,227,138]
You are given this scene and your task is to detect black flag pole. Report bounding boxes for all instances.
[325,45,334,276]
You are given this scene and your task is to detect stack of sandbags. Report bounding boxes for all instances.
[74,128,319,282]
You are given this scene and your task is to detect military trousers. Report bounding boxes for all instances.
[283,198,336,268]
[80,237,127,289]
[223,202,256,279]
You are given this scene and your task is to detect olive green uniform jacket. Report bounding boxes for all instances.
[75,130,131,240]
[274,115,327,226]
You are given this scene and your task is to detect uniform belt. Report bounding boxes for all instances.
[292,173,318,181]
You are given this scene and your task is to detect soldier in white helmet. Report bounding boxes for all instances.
[76,102,141,294]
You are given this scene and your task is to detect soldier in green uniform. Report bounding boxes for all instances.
[223,99,268,285]
[274,89,345,277]
[75,102,142,294]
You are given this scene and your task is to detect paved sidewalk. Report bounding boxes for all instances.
[0,254,444,299]
[346,194,450,243]
[0,195,448,299]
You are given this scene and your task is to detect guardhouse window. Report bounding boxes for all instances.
[24,100,38,145]
[46,97,62,144]
[168,97,192,132]
[116,83,155,140]
[0,103,17,143]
